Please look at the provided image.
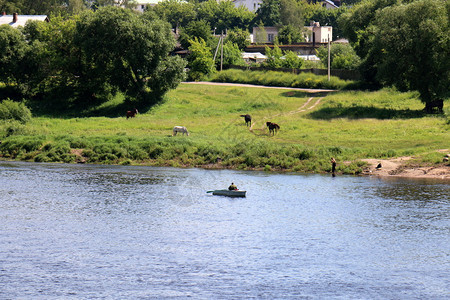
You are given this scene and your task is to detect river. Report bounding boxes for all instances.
[0,161,448,299]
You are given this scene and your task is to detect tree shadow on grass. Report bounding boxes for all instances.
[280,91,331,98]
[308,106,430,120]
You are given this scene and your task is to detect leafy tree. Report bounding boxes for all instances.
[279,0,304,29]
[225,28,250,50]
[196,0,253,32]
[254,21,267,45]
[282,50,303,69]
[339,0,397,85]
[339,0,396,58]
[0,25,29,83]
[264,45,283,68]
[150,0,196,29]
[255,0,281,27]
[277,24,304,44]
[0,0,23,14]
[74,6,185,104]
[316,43,360,69]
[187,37,215,81]
[219,41,245,66]
[179,19,212,49]
[374,0,449,110]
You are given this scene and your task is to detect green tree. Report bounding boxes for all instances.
[374,0,449,110]
[264,45,283,68]
[282,50,303,69]
[219,41,245,66]
[0,26,26,83]
[196,0,254,32]
[225,28,250,50]
[151,0,196,29]
[339,0,397,85]
[277,24,304,44]
[179,19,212,49]
[254,21,267,45]
[74,6,185,104]
[280,0,304,29]
[255,0,281,27]
[316,43,360,69]
[187,37,215,81]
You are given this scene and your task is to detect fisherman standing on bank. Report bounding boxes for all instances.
[331,157,337,177]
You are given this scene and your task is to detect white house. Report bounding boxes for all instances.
[251,23,332,44]
[132,0,162,12]
[305,21,332,43]
[0,13,49,28]
[233,0,261,12]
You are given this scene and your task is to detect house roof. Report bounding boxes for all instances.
[0,15,49,28]
[242,52,267,59]
[322,0,338,9]
[135,0,162,5]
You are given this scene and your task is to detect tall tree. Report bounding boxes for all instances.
[150,0,196,29]
[254,0,281,27]
[75,6,186,104]
[0,25,29,88]
[374,0,449,111]
[339,0,397,85]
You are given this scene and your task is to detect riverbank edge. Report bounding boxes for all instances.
[1,154,449,182]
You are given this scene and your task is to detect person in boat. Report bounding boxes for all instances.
[228,182,238,190]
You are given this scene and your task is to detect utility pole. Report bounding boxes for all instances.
[220,31,224,71]
[213,35,222,62]
[327,34,331,81]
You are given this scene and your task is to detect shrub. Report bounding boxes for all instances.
[0,99,32,123]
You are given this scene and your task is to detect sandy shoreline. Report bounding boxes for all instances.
[360,151,450,181]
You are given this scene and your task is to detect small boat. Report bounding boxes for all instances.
[207,190,246,197]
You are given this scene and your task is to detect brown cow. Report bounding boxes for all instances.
[126,108,138,119]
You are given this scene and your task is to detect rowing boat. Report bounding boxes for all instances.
[207,190,246,197]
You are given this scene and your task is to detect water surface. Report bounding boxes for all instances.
[0,161,449,299]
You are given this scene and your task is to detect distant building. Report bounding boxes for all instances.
[251,22,332,45]
[0,13,49,28]
[132,0,162,12]
[305,21,332,43]
[233,0,261,12]
[251,26,279,44]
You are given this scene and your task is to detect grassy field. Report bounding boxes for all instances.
[0,83,449,174]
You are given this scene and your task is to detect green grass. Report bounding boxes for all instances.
[0,83,449,174]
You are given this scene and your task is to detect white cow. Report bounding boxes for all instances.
[173,126,189,136]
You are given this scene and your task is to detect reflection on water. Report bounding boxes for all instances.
[0,161,449,299]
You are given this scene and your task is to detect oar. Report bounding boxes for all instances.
[206,191,214,193]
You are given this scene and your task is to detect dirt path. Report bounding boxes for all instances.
[185,81,335,93]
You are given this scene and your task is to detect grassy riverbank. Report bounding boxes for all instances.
[0,83,449,175]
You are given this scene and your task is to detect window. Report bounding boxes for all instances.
[268,34,274,42]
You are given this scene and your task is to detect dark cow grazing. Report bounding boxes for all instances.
[126,108,138,119]
[266,122,280,135]
[240,114,252,127]
[424,99,443,114]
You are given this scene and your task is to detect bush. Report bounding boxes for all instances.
[209,69,352,90]
[0,99,32,123]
